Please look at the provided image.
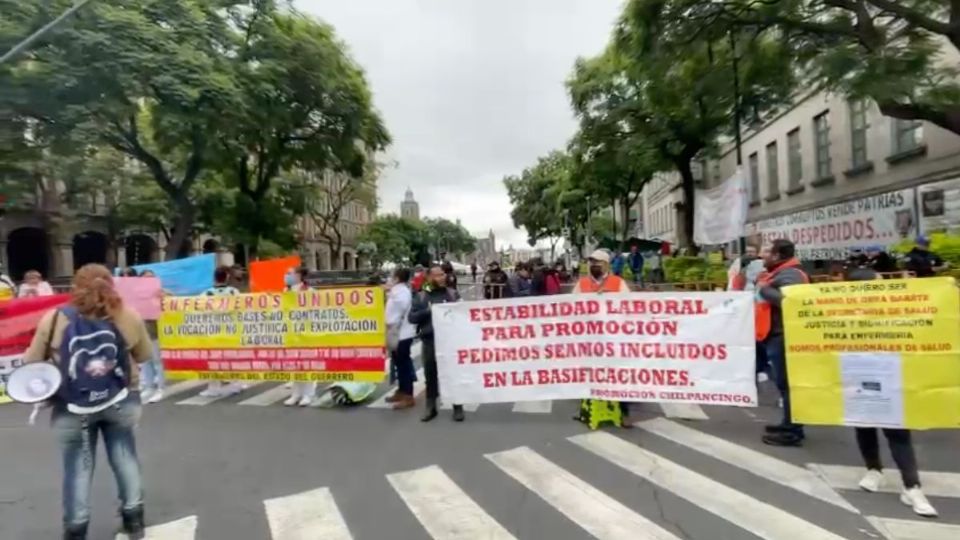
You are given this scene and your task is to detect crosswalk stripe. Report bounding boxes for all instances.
[386,465,517,540]
[368,368,425,409]
[153,381,207,402]
[264,487,353,540]
[238,385,291,406]
[866,516,960,540]
[810,464,960,499]
[485,446,681,540]
[115,515,197,540]
[511,400,552,414]
[176,382,264,406]
[570,432,849,540]
[637,418,856,513]
[658,403,708,420]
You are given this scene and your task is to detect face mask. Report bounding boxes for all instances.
[589,265,605,279]
[284,274,296,287]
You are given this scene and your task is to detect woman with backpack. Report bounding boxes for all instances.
[22,264,155,539]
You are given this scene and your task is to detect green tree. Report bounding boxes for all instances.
[503,151,573,246]
[215,7,390,256]
[301,167,378,266]
[358,214,430,268]
[1,0,245,258]
[673,0,960,135]
[422,217,476,261]
[567,0,793,248]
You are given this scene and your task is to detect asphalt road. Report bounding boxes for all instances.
[1,365,959,540]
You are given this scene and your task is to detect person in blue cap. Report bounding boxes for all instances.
[904,236,947,277]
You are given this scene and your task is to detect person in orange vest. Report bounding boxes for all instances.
[757,239,809,447]
[573,250,632,426]
[573,250,631,294]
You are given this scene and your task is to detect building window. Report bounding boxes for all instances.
[813,111,831,179]
[748,152,760,203]
[765,142,779,198]
[892,118,923,154]
[849,100,869,167]
[787,128,802,187]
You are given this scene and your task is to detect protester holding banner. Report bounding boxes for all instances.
[571,249,633,425]
[199,266,245,398]
[839,267,937,517]
[757,239,810,447]
[385,268,417,410]
[284,267,317,406]
[409,264,464,422]
[22,264,154,539]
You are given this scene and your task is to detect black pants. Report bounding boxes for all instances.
[855,428,921,488]
[393,338,415,395]
[422,338,440,400]
[766,333,803,435]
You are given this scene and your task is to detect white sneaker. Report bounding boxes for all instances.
[283,394,300,406]
[147,390,164,403]
[141,388,155,402]
[900,487,938,517]
[221,382,244,396]
[858,469,884,492]
[297,395,313,407]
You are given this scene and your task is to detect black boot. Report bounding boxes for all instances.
[63,523,88,540]
[121,505,145,537]
[420,399,438,422]
[452,405,465,422]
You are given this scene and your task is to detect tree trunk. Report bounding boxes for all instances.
[675,158,698,255]
[164,199,195,260]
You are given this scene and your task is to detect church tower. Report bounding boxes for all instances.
[400,187,420,221]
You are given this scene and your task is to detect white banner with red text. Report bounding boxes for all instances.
[432,292,757,406]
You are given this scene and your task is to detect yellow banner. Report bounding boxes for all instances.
[783,277,960,429]
[159,288,387,382]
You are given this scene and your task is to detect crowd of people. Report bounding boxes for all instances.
[2,233,951,537]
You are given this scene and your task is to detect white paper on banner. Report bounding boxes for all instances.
[432,293,757,407]
[694,168,748,246]
[840,352,904,427]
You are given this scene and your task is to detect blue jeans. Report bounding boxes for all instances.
[139,340,164,391]
[765,333,804,436]
[393,338,415,395]
[53,393,143,528]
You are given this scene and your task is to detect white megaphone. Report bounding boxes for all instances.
[5,363,61,404]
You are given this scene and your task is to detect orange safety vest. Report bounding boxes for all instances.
[755,259,808,342]
[577,275,625,293]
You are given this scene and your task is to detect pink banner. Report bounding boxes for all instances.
[115,277,162,320]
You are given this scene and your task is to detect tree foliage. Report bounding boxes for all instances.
[422,217,476,259]
[666,0,960,136]
[358,214,430,268]
[503,151,575,246]
[505,0,794,250]
[0,0,389,259]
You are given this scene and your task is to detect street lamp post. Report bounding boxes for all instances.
[0,0,95,66]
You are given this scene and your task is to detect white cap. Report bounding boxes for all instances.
[587,249,610,263]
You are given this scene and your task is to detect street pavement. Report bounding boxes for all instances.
[2,281,959,539]
[2,348,959,540]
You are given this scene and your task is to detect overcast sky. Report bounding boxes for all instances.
[297,0,623,248]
